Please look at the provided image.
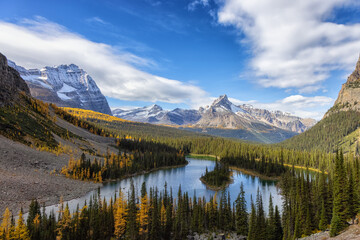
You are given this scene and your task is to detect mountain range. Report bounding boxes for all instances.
[8,60,112,115]
[113,95,316,134]
[7,58,316,143]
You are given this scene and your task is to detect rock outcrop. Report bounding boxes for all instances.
[325,55,360,117]
[0,53,30,106]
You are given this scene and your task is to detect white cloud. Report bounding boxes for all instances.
[0,17,209,107]
[86,17,108,25]
[188,0,209,11]
[229,95,334,120]
[217,0,360,92]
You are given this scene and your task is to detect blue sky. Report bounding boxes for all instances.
[1,0,360,119]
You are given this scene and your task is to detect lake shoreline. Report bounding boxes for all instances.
[103,161,189,184]
[230,167,281,181]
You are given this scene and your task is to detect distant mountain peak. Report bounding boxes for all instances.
[212,94,229,106]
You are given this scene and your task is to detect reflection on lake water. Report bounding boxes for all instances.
[35,157,282,218]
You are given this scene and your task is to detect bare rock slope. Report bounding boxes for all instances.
[325,55,360,117]
[0,53,30,106]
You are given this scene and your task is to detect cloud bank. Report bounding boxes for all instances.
[217,0,360,92]
[0,17,208,106]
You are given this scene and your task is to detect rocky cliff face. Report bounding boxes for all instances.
[8,61,112,115]
[325,55,360,117]
[0,53,30,106]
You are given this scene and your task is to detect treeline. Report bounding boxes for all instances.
[61,107,340,174]
[281,150,360,238]
[61,137,186,182]
[221,153,286,177]
[0,182,282,240]
[200,161,231,188]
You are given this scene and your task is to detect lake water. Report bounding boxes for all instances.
[34,157,283,217]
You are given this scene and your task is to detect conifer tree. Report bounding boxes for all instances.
[346,170,357,223]
[14,210,30,240]
[274,206,282,240]
[247,197,257,240]
[267,194,277,240]
[114,191,127,239]
[27,199,41,240]
[56,204,72,239]
[255,189,267,239]
[0,208,12,240]
[318,201,327,231]
[126,181,139,239]
[235,183,248,236]
[330,150,348,236]
[138,192,149,238]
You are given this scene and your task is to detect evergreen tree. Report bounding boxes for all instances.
[126,181,139,239]
[330,150,348,236]
[247,197,257,240]
[267,194,277,240]
[27,199,41,240]
[318,201,327,231]
[274,206,282,240]
[235,183,248,236]
[255,189,267,239]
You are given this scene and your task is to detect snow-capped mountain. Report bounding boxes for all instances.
[112,104,166,123]
[112,95,315,134]
[196,95,315,133]
[239,104,316,133]
[112,104,201,125]
[8,61,112,115]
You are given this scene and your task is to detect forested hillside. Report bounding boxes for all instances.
[279,111,360,153]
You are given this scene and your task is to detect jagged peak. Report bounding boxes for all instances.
[145,104,163,111]
[356,54,360,73]
[211,94,232,107]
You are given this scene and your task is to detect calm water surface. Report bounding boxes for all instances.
[36,157,282,217]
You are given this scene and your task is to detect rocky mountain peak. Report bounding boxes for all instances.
[211,94,237,112]
[325,54,360,117]
[0,53,30,106]
[212,94,229,106]
[8,60,112,115]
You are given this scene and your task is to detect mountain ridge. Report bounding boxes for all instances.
[113,94,316,134]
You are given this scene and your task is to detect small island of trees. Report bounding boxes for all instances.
[200,161,232,190]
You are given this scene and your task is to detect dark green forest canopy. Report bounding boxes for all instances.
[279,111,360,153]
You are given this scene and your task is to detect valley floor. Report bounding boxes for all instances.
[0,135,100,215]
